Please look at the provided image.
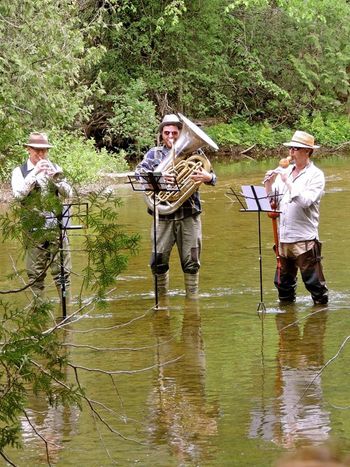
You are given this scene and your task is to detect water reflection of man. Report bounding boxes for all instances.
[21,402,80,465]
[146,301,219,464]
[19,327,79,465]
[249,308,331,448]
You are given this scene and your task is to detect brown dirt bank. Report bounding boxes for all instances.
[208,144,350,162]
[1,146,348,204]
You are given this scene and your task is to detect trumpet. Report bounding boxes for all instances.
[48,160,64,182]
[35,159,64,186]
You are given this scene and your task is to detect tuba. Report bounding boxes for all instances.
[144,113,219,215]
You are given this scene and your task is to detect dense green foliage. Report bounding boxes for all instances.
[207,112,350,149]
[85,0,349,147]
[49,134,129,183]
[1,0,349,179]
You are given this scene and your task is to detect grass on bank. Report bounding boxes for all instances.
[206,112,350,150]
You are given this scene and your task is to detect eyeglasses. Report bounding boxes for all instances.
[289,147,301,151]
[163,131,179,136]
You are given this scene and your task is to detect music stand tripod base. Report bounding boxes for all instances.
[227,185,273,315]
[128,173,180,309]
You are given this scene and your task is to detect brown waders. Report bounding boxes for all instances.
[27,237,71,309]
[275,240,328,305]
[150,215,201,299]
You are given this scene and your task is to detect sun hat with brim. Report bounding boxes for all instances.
[158,114,183,132]
[283,130,320,149]
[23,132,53,149]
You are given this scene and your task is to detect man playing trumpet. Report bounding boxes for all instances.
[11,132,72,308]
[135,114,216,300]
[263,130,328,305]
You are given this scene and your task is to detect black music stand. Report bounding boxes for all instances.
[56,202,88,319]
[128,172,180,309]
[227,185,278,314]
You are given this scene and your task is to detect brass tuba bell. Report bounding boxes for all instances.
[144,113,219,215]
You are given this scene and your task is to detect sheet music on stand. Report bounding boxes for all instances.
[240,185,273,212]
[128,171,179,195]
[227,185,280,315]
[128,172,180,309]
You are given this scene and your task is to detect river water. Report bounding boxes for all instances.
[3,155,350,466]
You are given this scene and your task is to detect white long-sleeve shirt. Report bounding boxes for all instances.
[11,159,72,199]
[11,159,72,230]
[270,161,325,243]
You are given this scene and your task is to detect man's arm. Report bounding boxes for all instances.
[12,163,72,199]
[289,170,325,207]
[134,148,160,176]
[53,164,73,198]
[11,166,37,198]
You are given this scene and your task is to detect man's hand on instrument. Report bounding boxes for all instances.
[162,172,176,184]
[191,167,213,183]
[263,167,284,184]
[34,159,55,178]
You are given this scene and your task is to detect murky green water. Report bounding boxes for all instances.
[3,155,350,466]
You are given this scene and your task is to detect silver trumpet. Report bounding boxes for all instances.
[48,160,64,182]
[36,159,64,185]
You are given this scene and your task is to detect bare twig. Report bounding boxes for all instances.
[23,410,54,467]
[29,358,146,445]
[0,247,59,295]
[277,307,328,334]
[61,336,175,352]
[68,354,183,376]
[334,141,350,151]
[72,308,154,333]
[0,14,20,28]
[240,144,256,155]
[71,367,144,444]
[0,451,17,467]
[297,335,350,404]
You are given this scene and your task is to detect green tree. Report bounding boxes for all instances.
[0,0,104,159]
[224,0,350,121]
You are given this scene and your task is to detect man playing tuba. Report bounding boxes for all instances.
[135,114,216,299]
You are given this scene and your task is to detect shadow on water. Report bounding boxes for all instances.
[3,156,350,466]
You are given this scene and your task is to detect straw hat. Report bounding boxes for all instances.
[283,130,319,149]
[24,132,53,149]
[158,114,183,132]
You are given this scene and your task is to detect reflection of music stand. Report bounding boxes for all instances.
[128,172,180,309]
[56,202,88,318]
[227,185,278,313]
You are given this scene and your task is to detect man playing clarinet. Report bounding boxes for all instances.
[263,130,328,305]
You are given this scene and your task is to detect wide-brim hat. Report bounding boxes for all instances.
[23,132,53,148]
[158,114,183,132]
[283,130,320,149]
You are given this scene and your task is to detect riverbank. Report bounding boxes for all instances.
[1,145,348,204]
